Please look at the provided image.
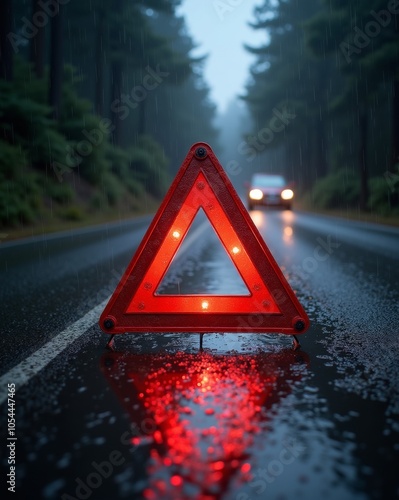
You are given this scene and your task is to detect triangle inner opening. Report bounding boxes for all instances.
[156,209,251,296]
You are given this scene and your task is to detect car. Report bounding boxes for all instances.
[247,173,294,210]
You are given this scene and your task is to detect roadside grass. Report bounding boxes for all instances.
[0,166,161,242]
[0,200,160,242]
[296,199,399,227]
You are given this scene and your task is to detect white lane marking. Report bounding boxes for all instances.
[0,298,109,405]
[0,221,211,404]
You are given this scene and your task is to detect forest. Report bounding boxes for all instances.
[0,0,218,229]
[0,0,398,231]
[244,0,399,215]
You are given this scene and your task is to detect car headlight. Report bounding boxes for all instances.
[249,189,263,200]
[281,189,294,200]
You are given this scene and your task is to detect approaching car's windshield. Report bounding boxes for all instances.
[252,174,286,188]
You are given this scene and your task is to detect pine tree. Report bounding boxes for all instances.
[0,0,14,81]
[306,0,399,209]
[244,0,332,188]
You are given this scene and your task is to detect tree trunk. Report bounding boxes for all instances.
[313,66,328,180]
[0,0,13,81]
[392,79,399,168]
[110,0,124,146]
[111,60,123,146]
[30,0,46,78]
[138,97,146,136]
[314,113,327,179]
[49,4,64,120]
[358,106,369,211]
[95,9,105,116]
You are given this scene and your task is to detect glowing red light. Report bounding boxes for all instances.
[101,349,310,499]
[143,488,156,499]
[212,461,225,471]
[170,475,183,486]
[153,430,163,443]
[241,463,251,473]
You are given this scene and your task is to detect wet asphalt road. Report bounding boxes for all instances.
[0,209,399,500]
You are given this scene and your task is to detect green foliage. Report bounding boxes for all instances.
[312,170,360,209]
[106,146,131,179]
[304,0,399,208]
[12,57,48,103]
[127,136,169,198]
[0,2,217,230]
[125,177,145,198]
[1,62,112,184]
[0,140,74,226]
[0,183,36,226]
[58,206,85,221]
[0,175,42,227]
[0,80,69,168]
[105,143,153,198]
[0,59,72,166]
[90,192,107,210]
[98,136,168,206]
[245,0,399,206]
[0,59,169,228]
[35,128,71,169]
[0,140,27,180]
[55,66,112,184]
[99,172,124,206]
[106,143,147,197]
[0,141,41,226]
[43,180,75,204]
[368,177,399,216]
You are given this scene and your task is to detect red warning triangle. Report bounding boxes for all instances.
[100,143,310,335]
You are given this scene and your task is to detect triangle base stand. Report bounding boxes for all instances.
[104,333,301,352]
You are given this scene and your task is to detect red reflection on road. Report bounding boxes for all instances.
[101,348,309,499]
